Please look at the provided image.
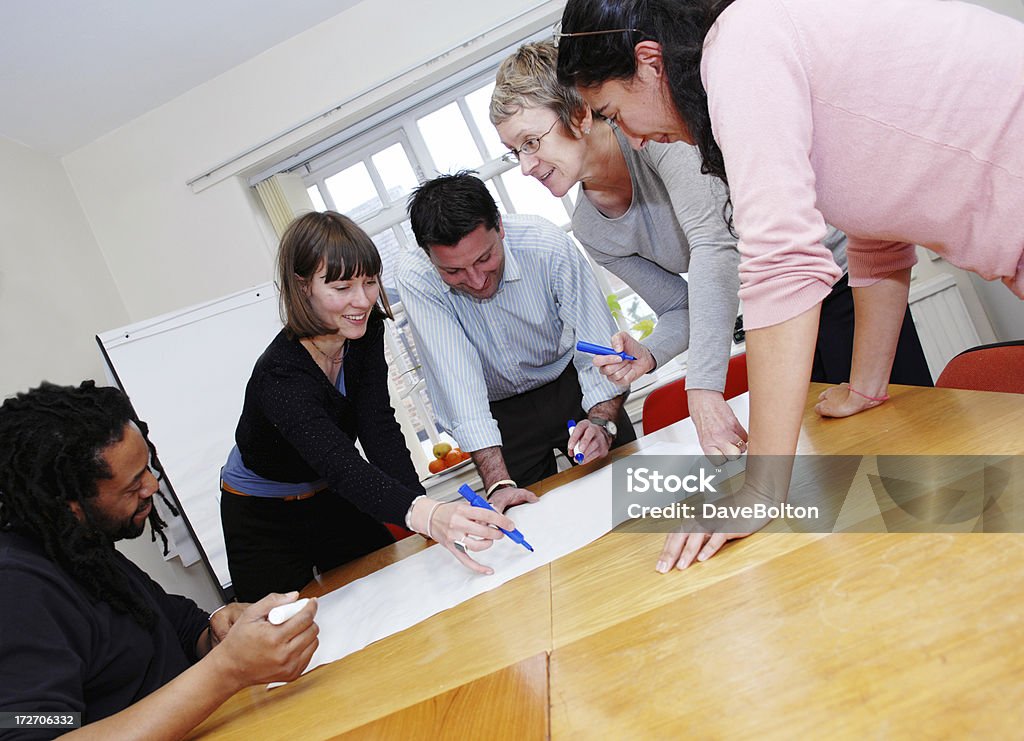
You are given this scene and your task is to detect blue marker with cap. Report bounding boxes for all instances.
[458,484,534,552]
[577,340,637,362]
[566,420,585,463]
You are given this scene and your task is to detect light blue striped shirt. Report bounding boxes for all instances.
[395,214,626,452]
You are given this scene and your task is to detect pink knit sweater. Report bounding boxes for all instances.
[701,0,1024,329]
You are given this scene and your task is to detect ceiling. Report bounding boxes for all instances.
[0,0,362,156]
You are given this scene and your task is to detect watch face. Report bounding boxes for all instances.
[591,417,617,438]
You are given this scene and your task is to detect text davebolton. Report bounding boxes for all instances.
[626,501,820,520]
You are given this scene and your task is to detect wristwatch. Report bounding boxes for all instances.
[588,416,617,441]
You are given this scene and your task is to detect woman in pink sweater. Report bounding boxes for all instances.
[557,0,1024,568]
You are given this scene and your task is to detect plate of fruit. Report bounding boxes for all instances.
[428,442,473,476]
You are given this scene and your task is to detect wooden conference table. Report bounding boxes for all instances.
[189,384,1024,739]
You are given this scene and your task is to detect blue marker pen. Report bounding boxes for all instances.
[566,420,585,464]
[577,340,637,362]
[458,484,534,552]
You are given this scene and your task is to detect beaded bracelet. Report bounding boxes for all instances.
[848,385,889,403]
[424,499,444,541]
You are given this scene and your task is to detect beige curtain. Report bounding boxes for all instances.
[253,172,315,238]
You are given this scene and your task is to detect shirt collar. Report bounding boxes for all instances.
[499,232,521,287]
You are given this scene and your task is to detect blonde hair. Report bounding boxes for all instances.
[489,40,589,131]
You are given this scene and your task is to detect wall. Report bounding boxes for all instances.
[970,271,1024,341]
[0,136,128,397]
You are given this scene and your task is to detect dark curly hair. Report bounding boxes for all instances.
[407,170,501,252]
[556,0,735,187]
[0,381,178,628]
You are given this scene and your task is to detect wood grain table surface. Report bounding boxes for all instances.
[189,384,1024,739]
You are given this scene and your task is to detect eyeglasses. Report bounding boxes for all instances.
[552,22,646,45]
[555,27,644,39]
[502,119,560,164]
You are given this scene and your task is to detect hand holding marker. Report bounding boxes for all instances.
[458,484,534,552]
[566,420,585,464]
[268,597,311,625]
[576,340,637,361]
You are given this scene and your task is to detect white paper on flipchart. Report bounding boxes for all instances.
[286,394,751,680]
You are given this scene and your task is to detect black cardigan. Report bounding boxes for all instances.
[234,316,424,526]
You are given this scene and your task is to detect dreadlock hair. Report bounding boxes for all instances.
[556,0,736,190]
[0,381,177,629]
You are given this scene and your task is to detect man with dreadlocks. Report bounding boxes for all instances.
[0,381,319,740]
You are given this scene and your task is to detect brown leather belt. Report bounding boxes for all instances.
[221,480,324,502]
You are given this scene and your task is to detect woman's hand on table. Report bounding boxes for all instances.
[410,498,518,575]
[654,488,768,572]
[656,528,749,573]
[688,388,748,465]
[654,463,788,572]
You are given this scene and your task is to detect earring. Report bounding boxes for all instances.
[583,127,591,135]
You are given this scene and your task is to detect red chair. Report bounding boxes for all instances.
[935,341,1024,394]
[642,353,748,435]
[385,523,415,542]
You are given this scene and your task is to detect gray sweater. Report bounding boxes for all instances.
[572,128,847,391]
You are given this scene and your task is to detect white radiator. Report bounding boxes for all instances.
[908,274,981,380]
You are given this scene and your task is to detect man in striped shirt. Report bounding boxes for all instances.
[398,171,635,512]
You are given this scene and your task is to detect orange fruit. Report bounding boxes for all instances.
[428,459,447,474]
[444,450,462,467]
[459,450,471,462]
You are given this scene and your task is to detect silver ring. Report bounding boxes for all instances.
[453,539,467,553]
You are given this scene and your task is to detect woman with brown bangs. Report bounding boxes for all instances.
[220,211,515,601]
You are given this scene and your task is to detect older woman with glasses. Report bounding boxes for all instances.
[489,41,930,490]
[555,0,1023,568]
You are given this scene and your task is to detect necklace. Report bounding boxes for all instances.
[308,337,344,365]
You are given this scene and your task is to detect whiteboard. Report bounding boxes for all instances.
[97,282,281,593]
